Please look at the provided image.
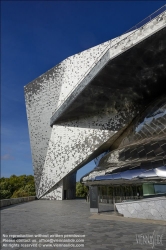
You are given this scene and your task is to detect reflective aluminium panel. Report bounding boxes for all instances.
[82,96,166,184]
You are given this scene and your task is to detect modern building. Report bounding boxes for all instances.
[25,5,166,219]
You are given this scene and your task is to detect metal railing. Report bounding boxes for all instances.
[124,4,166,34]
[51,5,166,119]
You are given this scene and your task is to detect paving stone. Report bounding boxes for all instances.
[1,200,166,249]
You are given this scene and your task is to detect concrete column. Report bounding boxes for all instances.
[63,172,77,199]
[90,186,99,213]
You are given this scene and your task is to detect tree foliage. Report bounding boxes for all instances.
[0,175,36,199]
[76,182,88,198]
[1,176,88,200]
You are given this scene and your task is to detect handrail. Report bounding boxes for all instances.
[51,5,166,118]
[124,4,166,34]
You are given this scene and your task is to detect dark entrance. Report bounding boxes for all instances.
[64,190,67,199]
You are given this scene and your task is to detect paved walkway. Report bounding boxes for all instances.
[1,200,166,250]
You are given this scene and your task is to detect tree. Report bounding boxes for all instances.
[76,182,88,198]
[11,188,28,198]
[0,175,36,199]
[0,190,12,199]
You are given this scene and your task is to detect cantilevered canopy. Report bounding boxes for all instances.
[51,27,166,126]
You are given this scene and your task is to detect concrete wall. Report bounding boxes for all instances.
[0,196,36,208]
[115,197,166,221]
[63,172,76,200]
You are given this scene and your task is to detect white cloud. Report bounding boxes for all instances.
[1,154,14,160]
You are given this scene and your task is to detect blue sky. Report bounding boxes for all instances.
[1,1,165,181]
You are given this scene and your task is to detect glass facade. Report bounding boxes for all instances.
[143,183,166,196]
[98,185,143,203]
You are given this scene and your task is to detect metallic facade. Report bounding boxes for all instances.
[24,9,166,200]
[82,96,166,184]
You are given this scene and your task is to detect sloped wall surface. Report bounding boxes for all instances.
[24,10,166,199]
[116,197,166,221]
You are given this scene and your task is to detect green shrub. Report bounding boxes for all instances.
[0,175,36,199]
[76,182,88,197]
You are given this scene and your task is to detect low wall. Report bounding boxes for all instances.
[0,196,36,208]
[115,196,166,221]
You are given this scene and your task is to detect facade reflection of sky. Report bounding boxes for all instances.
[95,166,166,181]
